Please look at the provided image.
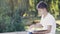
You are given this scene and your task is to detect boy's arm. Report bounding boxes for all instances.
[32,25,52,34]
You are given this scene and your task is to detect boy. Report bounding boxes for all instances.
[32,1,56,34]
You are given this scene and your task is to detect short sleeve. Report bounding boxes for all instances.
[46,17,55,25]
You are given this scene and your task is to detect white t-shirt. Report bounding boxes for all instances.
[40,13,56,34]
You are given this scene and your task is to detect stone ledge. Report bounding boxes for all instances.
[0,31,28,34]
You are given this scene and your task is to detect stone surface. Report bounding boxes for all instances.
[0,31,28,34]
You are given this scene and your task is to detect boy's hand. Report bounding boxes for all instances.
[29,25,35,29]
[36,23,43,28]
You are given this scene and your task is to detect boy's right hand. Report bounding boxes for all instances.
[29,25,35,29]
[36,23,43,28]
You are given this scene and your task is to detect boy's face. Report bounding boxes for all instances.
[37,8,46,16]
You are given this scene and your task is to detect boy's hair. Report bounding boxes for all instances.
[36,1,48,9]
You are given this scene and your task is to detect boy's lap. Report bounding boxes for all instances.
[32,32,45,34]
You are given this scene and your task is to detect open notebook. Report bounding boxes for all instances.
[27,26,47,32]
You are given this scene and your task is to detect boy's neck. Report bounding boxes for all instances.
[43,12,48,18]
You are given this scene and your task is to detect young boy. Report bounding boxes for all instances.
[28,1,56,34]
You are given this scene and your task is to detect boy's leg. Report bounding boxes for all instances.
[29,32,33,34]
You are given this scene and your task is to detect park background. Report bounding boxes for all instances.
[0,0,60,34]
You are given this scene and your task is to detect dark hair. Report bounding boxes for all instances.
[37,1,48,9]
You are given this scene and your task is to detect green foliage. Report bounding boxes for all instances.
[0,0,25,33]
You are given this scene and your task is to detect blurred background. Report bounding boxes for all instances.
[0,0,60,34]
